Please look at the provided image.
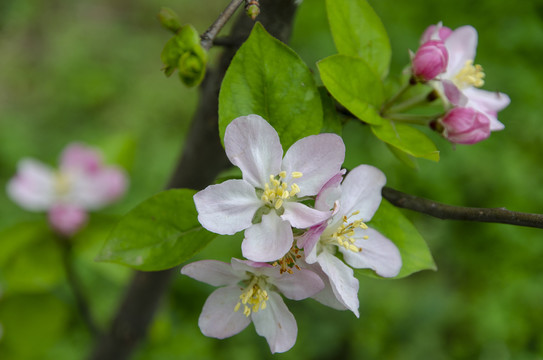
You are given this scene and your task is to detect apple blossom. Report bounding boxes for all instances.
[437,107,491,144]
[181,258,324,353]
[7,143,128,236]
[412,40,449,82]
[298,165,402,316]
[193,114,345,262]
[423,23,510,131]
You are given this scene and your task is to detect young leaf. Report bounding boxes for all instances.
[326,0,391,78]
[97,189,216,271]
[318,54,384,125]
[371,120,440,161]
[219,22,322,150]
[318,87,342,135]
[357,200,437,279]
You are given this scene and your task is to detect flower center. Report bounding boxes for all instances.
[273,246,302,274]
[234,277,269,317]
[54,172,73,197]
[326,211,369,253]
[261,171,303,210]
[453,59,485,89]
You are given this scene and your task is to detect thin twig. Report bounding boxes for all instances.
[57,235,101,337]
[383,186,543,229]
[201,0,245,50]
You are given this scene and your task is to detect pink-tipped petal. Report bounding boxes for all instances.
[224,115,283,188]
[194,179,262,235]
[281,202,331,229]
[60,143,103,174]
[252,292,297,354]
[297,221,327,255]
[7,159,57,211]
[444,25,478,76]
[281,133,345,197]
[317,251,360,317]
[198,286,251,339]
[340,227,402,278]
[315,170,345,211]
[339,165,386,223]
[242,212,293,262]
[71,167,128,209]
[48,204,88,236]
[442,80,468,106]
[464,88,510,131]
[181,260,241,286]
[272,268,324,300]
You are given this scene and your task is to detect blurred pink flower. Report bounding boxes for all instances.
[181,258,324,353]
[7,143,128,235]
[439,107,491,144]
[412,40,449,82]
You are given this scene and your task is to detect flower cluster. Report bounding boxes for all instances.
[7,143,128,236]
[411,23,510,144]
[183,115,402,353]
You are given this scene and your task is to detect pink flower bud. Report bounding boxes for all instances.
[440,107,491,144]
[412,40,448,82]
[421,23,453,43]
[48,205,88,236]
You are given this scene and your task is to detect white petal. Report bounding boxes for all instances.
[193,179,262,235]
[339,165,386,223]
[59,143,103,174]
[317,251,360,317]
[442,80,468,107]
[224,115,283,188]
[252,291,297,354]
[281,202,331,229]
[305,262,348,311]
[7,159,57,211]
[67,167,128,209]
[181,260,240,286]
[315,170,345,211]
[198,286,251,339]
[297,222,327,257]
[242,212,293,262]
[272,268,324,300]
[444,25,478,77]
[340,227,402,278]
[464,88,510,131]
[281,133,345,197]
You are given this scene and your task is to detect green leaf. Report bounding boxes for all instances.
[357,200,437,279]
[318,87,342,135]
[318,54,384,125]
[0,221,64,295]
[371,120,440,161]
[97,189,216,271]
[0,294,70,358]
[326,0,391,78]
[219,22,322,150]
[158,7,182,34]
[386,143,419,170]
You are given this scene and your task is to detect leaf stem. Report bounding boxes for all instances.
[384,90,434,115]
[382,113,441,126]
[380,77,415,113]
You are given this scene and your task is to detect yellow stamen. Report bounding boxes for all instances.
[260,171,303,210]
[234,280,269,317]
[291,172,303,178]
[326,211,369,253]
[454,59,485,89]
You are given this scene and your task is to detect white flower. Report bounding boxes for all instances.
[194,115,345,262]
[298,165,402,316]
[181,258,324,353]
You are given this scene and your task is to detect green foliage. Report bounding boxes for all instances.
[360,200,437,279]
[218,22,322,150]
[318,87,342,135]
[97,189,216,271]
[160,25,207,87]
[371,120,440,161]
[318,54,384,125]
[158,7,182,33]
[326,0,391,78]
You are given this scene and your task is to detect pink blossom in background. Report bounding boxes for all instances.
[412,40,449,82]
[7,143,128,236]
[439,107,491,144]
[181,258,324,353]
[193,114,345,263]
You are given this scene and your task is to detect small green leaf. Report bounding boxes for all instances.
[318,55,384,125]
[386,143,419,170]
[158,7,182,33]
[219,22,322,150]
[318,87,342,135]
[357,200,437,279]
[97,189,216,271]
[371,120,440,161]
[326,0,391,78]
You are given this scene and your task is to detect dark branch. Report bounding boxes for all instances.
[200,0,244,50]
[383,186,543,229]
[89,1,297,359]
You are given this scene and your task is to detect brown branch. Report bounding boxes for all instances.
[382,186,543,229]
[200,0,244,51]
[88,1,297,359]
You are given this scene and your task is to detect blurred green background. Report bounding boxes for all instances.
[1,0,543,359]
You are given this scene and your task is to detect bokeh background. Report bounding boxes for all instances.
[1,0,543,359]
